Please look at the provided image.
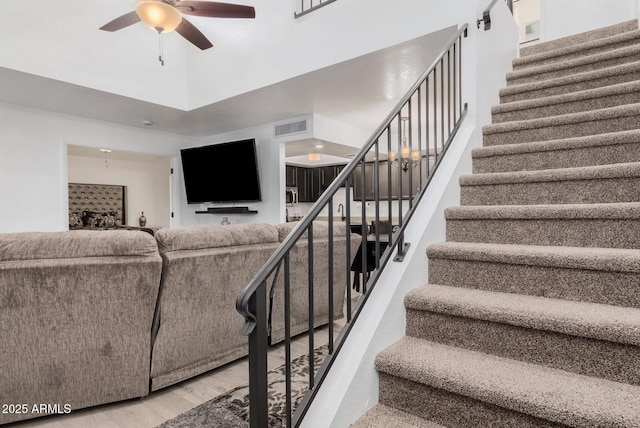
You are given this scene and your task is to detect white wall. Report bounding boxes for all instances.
[175,124,286,226]
[0,102,192,233]
[187,0,473,109]
[1,0,475,113]
[0,0,190,109]
[514,0,541,44]
[540,0,638,43]
[0,113,67,233]
[68,153,171,228]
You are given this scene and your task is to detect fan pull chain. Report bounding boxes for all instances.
[158,32,165,66]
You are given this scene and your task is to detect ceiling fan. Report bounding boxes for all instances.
[99,0,256,51]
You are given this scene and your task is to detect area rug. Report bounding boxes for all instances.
[157,345,329,428]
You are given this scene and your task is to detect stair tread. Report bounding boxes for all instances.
[473,129,640,158]
[513,29,640,68]
[506,44,640,82]
[460,161,640,185]
[426,241,640,273]
[445,202,640,220]
[350,404,446,428]
[483,103,640,135]
[376,337,640,427]
[520,20,638,57]
[405,284,640,346]
[500,60,640,98]
[491,79,640,115]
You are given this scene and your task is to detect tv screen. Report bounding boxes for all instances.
[180,139,262,204]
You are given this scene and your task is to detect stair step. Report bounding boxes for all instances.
[460,162,640,206]
[472,130,640,173]
[426,241,640,308]
[506,44,640,86]
[349,404,446,428]
[500,61,640,103]
[520,20,639,57]
[513,29,640,71]
[376,337,640,427]
[405,284,640,384]
[445,202,640,249]
[482,103,640,146]
[492,80,640,124]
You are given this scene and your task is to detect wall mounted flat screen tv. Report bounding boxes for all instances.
[180,139,262,204]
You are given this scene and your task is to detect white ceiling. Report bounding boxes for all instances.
[0,28,454,137]
[0,1,457,153]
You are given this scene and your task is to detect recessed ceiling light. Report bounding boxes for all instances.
[99,148,112,153]
[142,120,154,126]
[315,143,324,149]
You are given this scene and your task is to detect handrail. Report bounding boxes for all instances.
[294,0,337,18]
[478,0,513,30]
[236,23,467,332]
[236,23,469,428]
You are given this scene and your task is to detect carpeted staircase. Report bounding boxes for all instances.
[351,20,640,427]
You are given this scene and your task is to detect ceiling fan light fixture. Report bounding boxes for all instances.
[135,1,183,33]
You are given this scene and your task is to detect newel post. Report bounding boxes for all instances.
[248,284,269,428]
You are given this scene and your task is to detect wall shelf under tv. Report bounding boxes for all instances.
[195,207,258,214]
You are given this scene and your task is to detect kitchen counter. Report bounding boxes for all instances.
[315,216,400,223]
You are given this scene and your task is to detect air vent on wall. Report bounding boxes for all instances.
[275,120,307,136]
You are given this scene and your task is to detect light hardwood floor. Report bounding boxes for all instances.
[10,320,348,428]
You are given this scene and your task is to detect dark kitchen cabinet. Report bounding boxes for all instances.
[316,165,347,198]
[286,165,297,187]
[335,164,346,186]
[353,158,428,201]
[352,162,375,201]
[296,167,310,202]
[287,164,347,202]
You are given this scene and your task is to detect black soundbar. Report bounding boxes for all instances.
[206,206,250,213]
[195,207,258,215]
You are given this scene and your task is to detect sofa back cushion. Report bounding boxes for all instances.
[275,221,347,242]
[269,221,355,344]
[155,223,279,252]
[0,230,158,261]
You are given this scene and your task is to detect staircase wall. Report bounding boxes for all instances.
[299,3,518,427]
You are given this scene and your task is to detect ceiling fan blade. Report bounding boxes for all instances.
[99,11,141,32]
[176,18,214,50]
[175,1,256,18]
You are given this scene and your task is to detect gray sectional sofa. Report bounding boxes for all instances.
[0,221,353,424]
[150,223,281,391]
[269,221,358,344]
[0,230,162,425]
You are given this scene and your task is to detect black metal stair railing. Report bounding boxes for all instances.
[236,23,469,428]
[294,0,337,18]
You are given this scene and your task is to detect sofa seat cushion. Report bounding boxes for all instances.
[155,224,279,252]
[275,221,348,242]
[0,230,158,261]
